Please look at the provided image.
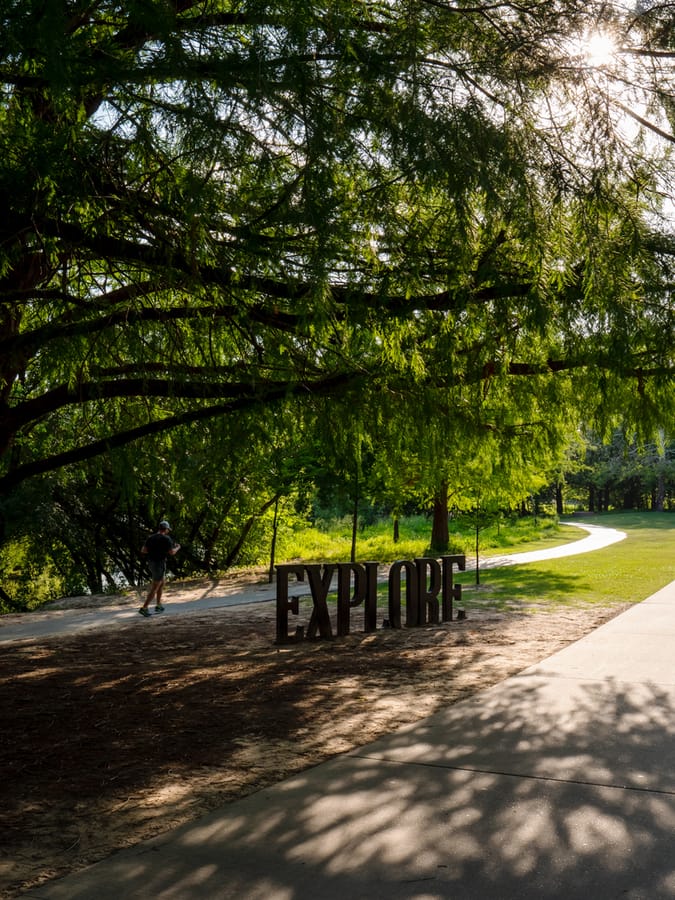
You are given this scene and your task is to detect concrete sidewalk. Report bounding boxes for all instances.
[0,579,281,645]
[25,578,675,899]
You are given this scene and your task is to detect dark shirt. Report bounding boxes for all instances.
[144,532,174,561]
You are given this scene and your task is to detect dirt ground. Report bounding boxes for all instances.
[0,575,630,898]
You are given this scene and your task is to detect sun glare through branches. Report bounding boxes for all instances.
[579,30,618,68]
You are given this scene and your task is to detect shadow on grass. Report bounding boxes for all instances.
[457,567,591,611]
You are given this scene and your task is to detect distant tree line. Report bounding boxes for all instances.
[561,430,675,514]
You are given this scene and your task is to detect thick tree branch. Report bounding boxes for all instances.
[0,372,366,492]
[0,301,301,361]
[6,376,332,430]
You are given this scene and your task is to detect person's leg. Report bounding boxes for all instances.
[142,580,160,608]
[140,562,167,615]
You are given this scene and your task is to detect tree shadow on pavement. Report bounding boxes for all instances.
[26,668,675,900]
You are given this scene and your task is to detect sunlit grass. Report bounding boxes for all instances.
[286,512,675,618]
[457,512,675,612]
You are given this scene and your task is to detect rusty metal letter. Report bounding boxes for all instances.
[305,564,335,640]
[388,560,418,629]
[335,563,366,637]
[275,564,306,644]
[441,555,465,622]
[414,558,441,626]
[363,561,379,633]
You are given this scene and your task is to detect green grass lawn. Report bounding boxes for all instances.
[456,512,675,612]
[299,512,675,619]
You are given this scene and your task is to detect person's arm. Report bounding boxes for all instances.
[169,542,181,555]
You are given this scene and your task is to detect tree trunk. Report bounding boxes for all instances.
[655,471,666,512]
[268,495,280,582]
[430,482,449,553]
[351,482,359,564]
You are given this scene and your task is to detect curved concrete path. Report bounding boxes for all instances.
[23,553,675,898]
[0,522,626,645]
[484,521,626,566]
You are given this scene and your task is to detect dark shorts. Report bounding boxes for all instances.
[148,559,167,581]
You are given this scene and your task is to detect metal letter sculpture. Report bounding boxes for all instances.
[275,555,466,644]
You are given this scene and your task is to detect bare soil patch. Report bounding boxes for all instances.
[0,580,629,898]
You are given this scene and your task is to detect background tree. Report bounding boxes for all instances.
[567,428,675,513]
